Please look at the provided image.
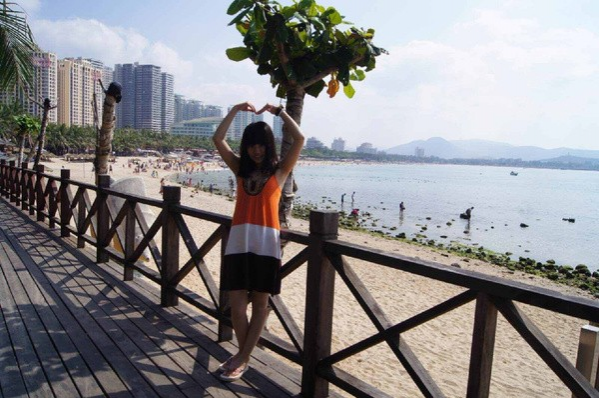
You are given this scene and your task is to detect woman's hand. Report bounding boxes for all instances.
[256,103,283,115]
[233,102,256,113]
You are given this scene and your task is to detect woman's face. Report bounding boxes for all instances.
[247,144,266,166]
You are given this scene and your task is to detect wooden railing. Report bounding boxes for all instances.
[1,159,599,397]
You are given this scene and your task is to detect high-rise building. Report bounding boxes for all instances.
[135,64,162,131]
[57,58,105,127]
[331,137,345,151]
[1,51,58,122]
[227,106,264,140]
[201,105,222,118]
[174,95,203,123]
[114,63,174,131]
[30,52,58,123]
[272,115,283,140]
[114,63,137,129]
[161,73,174,131]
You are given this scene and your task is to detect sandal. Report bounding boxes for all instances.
[218,356,234,373]
[219,363,250,382]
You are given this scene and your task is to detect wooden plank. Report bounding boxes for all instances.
[0,243,87,397]
[0,262,29,398]
[0,226,134,397]
[0,248,55,397]
[34,245,183,398]
[2,222,157,398]
[2,235,106,397]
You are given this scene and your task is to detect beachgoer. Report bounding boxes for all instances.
[351,191,355,202]
[341,193,346,204]
[212,101,304,382]
[159,178,165,194]
[351,208,359,218]
[399,201,405,211]
[460,206,474,220]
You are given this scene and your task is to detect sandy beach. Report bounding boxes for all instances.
[41,155,594,397]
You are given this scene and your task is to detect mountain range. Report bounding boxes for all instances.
[385,137,599,162]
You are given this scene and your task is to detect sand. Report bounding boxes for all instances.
[41,155,595,397]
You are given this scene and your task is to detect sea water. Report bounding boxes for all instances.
[175,163,599,271]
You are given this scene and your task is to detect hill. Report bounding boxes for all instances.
[385,137,599,161]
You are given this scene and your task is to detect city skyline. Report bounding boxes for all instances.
[15,1,599,151]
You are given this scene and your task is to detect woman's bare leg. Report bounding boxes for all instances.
[228,290,250,358]
[224,291,270,375]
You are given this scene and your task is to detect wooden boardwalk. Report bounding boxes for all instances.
[0,198,303,398]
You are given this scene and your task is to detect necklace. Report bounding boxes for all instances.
[243,169,271,195]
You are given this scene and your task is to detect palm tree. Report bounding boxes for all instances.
[0,0,38,91]
[12,113,39,165]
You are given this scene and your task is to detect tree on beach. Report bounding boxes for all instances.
[0,0,38,91]
[226,0,385,227]
[94,81,122,181]
[12,113,39,165]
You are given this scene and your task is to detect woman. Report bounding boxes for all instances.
[212,101,305,381]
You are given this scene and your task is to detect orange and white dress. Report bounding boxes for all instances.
[221,174,282,294]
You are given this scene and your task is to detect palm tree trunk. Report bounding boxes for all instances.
[95,91,117,181]
[279,86,306,228]
[32,98,51,167]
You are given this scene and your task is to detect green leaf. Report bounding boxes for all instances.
[305,80,325,98]
[351,69,366,81]
[325,8,343,25]
[276,84,287,98]
[227,0,251,16]
[343,82,356,98]
[228,8,251,26]
[226,47,252,61]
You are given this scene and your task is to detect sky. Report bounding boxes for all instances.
[16,0,599,151]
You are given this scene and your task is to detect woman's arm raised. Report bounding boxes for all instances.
[276,109,305,178]
[212,102,256,174]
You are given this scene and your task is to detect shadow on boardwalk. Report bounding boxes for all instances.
[0,198,303,398]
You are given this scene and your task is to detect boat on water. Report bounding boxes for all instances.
[510,171,518,176]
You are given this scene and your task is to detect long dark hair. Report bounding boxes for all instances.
[238,121,279,178]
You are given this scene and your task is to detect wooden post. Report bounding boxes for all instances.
[0,159,5,196]
[467,293,498,398]
[96,174,110,263]
[77,191,86,248]
[301,210,338,398]
[28,166,36,216]
[575,324,599,395]
[14,162,23,206]
[21,164,29,211]
[35,165,45,222]
[161,186,180,307]
[8,160,15,201]
[48,178,57,229]
[60,169,71,237]
[217,224,233,342]
[123,199,136,281]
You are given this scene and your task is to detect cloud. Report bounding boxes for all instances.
[31,18,193,86]
[310,8,599,150]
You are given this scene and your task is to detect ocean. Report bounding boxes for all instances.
[174,163,599,271]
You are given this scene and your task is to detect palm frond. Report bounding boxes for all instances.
[0,2,38,90]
